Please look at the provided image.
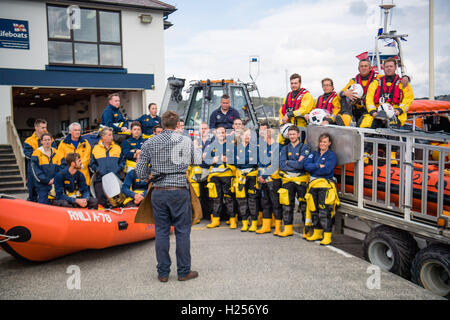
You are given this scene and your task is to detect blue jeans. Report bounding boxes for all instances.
[151,188,192,278]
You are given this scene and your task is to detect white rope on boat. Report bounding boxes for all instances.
[0,233,19,243]
[104,207,138,215]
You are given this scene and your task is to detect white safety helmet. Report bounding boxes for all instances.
[349,83,364,99]
[378,103,395,119]
[308,108,329,125]
[280,123,293,139]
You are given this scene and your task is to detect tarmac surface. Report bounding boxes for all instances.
[0,214,444,300]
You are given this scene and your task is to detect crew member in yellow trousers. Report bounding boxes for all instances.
[205,126,236,229]
[188,122,213,224]
[234,129,259,232]
[277,126,311,237]
[255,124,282,235]
[304,133,339,245]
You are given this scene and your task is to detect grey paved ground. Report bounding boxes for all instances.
[0,219,443,300]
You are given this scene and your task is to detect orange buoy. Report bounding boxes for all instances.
[0,198,156,262]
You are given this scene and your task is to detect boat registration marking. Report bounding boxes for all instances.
[67,210,112,223]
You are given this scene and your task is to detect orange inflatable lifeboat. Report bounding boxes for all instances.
[0,197,155,262]
[335,163,450,217]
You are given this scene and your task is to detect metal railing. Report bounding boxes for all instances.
[6,116,26,184]
[334,126,449,229]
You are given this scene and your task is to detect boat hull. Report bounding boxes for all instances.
[0,198,155,262]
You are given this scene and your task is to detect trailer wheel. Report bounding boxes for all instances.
[411,244,450,298]
[363,225,419,279]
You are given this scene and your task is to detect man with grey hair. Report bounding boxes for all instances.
[89,127,125,207]
[136,111,202,283]
[57,122,92,185]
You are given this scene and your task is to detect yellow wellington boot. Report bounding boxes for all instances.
[206,217,221,229]
[193,218,201,225]
[229,217,237,229]
[240,220,249,232]
[248,220,258,232]
[320,232,332,246]
[302,226,312,239]
[256,219,272,234]
[306,229,324,241]
[278,224,294,237]
[257,211,263,227]
[273,220,282,236]
[391,151,398,165]
[271,214,276,228]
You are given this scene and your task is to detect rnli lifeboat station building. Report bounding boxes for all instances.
[0,0,176,144]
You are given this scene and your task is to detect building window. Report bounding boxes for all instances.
[47,5,122,67]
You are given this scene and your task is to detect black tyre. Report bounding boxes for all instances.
[363,225,419,279]
[411,244,450,298]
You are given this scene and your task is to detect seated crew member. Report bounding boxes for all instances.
[136,103,161,139]
[204,125,236,228]
[188,122,213,221]
[89,127,125,208]
[234,128,259,232]
[339,58,381,126]
[279,73,315,144]
[153,124,163,136]
[52,152,98,209]
[277,125,311,237]
[121,169,149,207]
[229,118,244,142]
[365,57,415,129]
[121,121,145,173]
[57,122,92,185]
[256,123,282,235]
[209,94,241,130]
[100,93,130,143]
[365,58,414,165]
[24,118,55,202]
[305,78,341,125]
[304,133,339,246]
[30,133,63,205]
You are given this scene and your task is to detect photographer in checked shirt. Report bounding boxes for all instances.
[135,111,202,283]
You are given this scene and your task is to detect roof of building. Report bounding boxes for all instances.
[43,0,176,14]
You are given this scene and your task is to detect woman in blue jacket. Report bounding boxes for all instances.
[304,133,339,245]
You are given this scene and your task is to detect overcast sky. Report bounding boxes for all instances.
[164,0,449,99]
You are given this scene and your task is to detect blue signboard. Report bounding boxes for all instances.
[0,18,29,50]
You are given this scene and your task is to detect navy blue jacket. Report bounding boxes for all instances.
[54,168,90,203]
[279,142,311,173]
[209,107,241,129]
[304,149,338,179]
[101,104,128,133]
[121,136,145,161]
[121,169,149,198]
[235,143,258,170]
[258,141,280,179]
[136,114,161,136]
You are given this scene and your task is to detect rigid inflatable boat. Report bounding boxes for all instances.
[335,163,450,216]
[0,197,155,262]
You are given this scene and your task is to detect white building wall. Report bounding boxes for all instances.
[0,0,170,144]
[0,0,48,69]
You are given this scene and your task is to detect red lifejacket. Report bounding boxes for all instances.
[315,92,337,114]
[281,88,309,116]
[374,75,402,105]
[355,70,377,96]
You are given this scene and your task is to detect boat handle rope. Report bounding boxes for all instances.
[0,233,20,243]
[104,207,138,215]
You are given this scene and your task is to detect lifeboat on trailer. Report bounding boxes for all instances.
[335,162,450,217]
[0,197,155,262]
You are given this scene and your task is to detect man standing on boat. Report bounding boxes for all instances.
[136,111,202,283]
